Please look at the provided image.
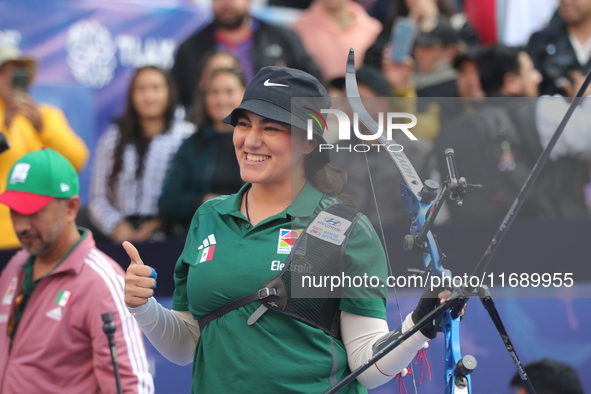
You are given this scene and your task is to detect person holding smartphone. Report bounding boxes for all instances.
[0,43,89,250]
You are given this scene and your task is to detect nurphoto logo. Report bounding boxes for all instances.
[304,108,418,153]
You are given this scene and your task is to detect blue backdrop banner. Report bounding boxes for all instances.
[0,0,210,203]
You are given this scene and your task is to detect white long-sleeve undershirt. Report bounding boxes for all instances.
[128,299,429,388]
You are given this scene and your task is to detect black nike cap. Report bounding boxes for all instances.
[223,66,331,165]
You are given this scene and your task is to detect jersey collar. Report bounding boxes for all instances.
[214,181,324,220]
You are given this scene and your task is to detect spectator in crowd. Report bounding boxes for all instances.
[453,49,485,100]
[527,0,591,96]
[362,17,463,146]
[159,67,246,234]
[412,18,462,97]
[369,0,456,33]
[377,47,486,144]
[367,48,439,141]
[89,66,194,243]
[0,43,89,250]
[194,50,242,93]
[364,0,478,68]
[437,45,589,222]
[509,358,584,394]
[171,0,322,108]
[330,66,433,228]
[436,49,485,130]
[292,0,382,81]
[0,148,153,393]
[478,46,542,98]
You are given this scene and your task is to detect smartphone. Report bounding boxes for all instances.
[11,67,30,94]
[391,17,417,64]
[0,131,10,154]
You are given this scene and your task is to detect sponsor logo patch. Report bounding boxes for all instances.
[306,212,352,245]
[46,306,62,321]
[277,229,302,254]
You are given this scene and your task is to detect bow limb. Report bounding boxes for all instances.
[344,50,420,394]
[344,52,423,196]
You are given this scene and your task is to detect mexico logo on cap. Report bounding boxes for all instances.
[10,163,31,184]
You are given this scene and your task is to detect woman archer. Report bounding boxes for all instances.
[123,66,446,393]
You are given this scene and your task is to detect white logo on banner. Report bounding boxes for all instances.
[66,20,177,88]
[66,19,117,88]
[116,34,176,69]
[0,30,21,47]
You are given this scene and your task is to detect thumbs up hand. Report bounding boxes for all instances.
[123,241,157,308]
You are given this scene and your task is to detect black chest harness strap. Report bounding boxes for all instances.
[197,203,361,339]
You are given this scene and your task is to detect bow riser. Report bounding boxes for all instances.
[400,184,450,278]
[400,183,468,393]
[344,48,474,394]
[444,316,470,393]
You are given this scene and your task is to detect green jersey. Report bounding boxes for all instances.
[172,182,388,393]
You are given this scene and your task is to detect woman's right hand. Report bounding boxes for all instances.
[123,241,157,309]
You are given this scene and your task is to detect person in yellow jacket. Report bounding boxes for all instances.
[0,43,89,249]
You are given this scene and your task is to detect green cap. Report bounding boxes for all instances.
[0,148,79,215]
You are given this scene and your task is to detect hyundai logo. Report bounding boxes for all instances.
[325,217,341,226]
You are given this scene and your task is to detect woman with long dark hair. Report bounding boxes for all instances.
[89,66,194,243]
[123,66,448,393]
[158,67,247,233]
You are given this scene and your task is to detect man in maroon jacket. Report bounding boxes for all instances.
[0,148,153,393]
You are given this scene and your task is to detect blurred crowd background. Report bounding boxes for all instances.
[1,1,591,392]
[2,0,591,247]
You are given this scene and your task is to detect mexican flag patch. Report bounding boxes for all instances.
[55,290,72,307]
[197,234,217,263]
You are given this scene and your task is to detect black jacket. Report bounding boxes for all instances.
[504,98,589,219]
[171,19,322,108]
[527,21,591,96]
[437,96,589,222]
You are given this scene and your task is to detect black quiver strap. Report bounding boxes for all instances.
[254,203,360,340]
[197,203,361,340]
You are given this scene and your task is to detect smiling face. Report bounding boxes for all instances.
[232,111,316,188]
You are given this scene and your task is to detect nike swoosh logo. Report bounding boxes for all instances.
[264,79,289,87]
